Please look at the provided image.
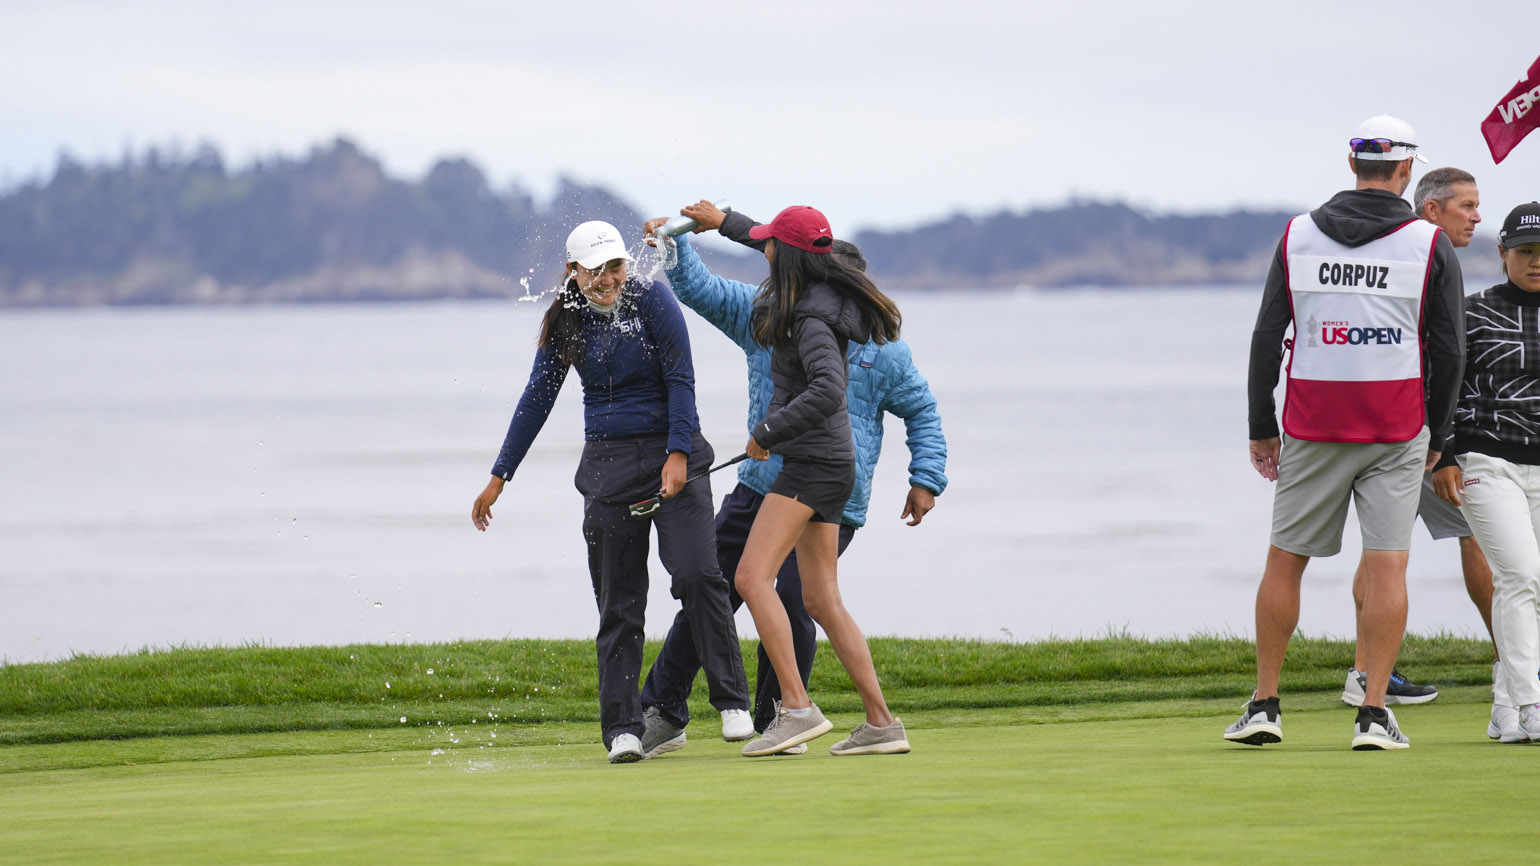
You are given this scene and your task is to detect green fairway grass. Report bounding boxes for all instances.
[1,693,1531,865]
[1,636,1528,863]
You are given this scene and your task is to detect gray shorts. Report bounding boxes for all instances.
[1270,428,1430,557]
[1417,471,1472,539]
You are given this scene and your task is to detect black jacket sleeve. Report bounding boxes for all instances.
[753,314,848,451]
[719,210,767,253]
[1247,239,1291,440]
[1421,233,1466,452]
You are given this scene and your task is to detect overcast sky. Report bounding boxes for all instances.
[2,0,1536,233]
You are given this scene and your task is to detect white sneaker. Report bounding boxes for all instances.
[1223,696,1282,746]
[1489,705,1518,740]
[607,733,643,763]
[1351,706,1410,750]
[1508,704,1540,745]
[720,709,754,741]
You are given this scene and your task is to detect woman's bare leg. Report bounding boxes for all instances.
[797,521,895,727]
[735,493,816,709]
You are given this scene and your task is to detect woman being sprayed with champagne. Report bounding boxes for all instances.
[730,206,910,757]
[470,220,748,763]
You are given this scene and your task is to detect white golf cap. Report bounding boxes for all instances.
[1350,115,1429,163]
[565,220,631,269]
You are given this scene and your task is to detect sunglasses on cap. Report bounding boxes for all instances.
[1350,138,1417,154]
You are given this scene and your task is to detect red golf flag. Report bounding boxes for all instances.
[1482,54,1540,164]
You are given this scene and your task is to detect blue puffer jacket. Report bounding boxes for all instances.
[666,235,948,527]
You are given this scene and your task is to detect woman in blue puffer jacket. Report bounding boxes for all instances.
[640,203,946,759]
[636,205,947,757]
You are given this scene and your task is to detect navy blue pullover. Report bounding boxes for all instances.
[491,279,700,480]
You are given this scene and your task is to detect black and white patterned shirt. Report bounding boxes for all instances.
[1455,281,1540,464]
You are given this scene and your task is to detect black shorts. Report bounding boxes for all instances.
[768,456,855,525]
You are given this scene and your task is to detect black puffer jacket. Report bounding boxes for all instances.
[752,282,871,462]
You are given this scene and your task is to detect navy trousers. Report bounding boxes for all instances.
[640,482,856,733]
[578,434,748,748]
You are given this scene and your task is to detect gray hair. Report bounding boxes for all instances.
[1413,167,1477,217]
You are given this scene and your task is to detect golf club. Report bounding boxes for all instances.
[628,453,749,519]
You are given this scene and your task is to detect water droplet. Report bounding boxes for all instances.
[431,748,445,756]
[385,681,391,689]
[426,668,435,675]
[400,716,408,723]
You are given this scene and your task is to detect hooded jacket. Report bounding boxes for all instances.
[753,280,869,462]
[664,232,947,526]
[1248,188,1465,450]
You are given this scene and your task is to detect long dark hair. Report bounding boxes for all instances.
[538,270,586,366]
[751,242,901,349]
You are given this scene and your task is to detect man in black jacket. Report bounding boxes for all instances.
[1226,115,1465,751]
[1340,169,1487,713]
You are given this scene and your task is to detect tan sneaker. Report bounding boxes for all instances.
[740,702,832,757]
[828,718,911,755]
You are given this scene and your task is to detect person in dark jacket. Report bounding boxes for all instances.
[635,203,948,758]
[728,205,910,758]
[469,220,748,764]
[1225,115,1465,752]
[1341,168,1487,712]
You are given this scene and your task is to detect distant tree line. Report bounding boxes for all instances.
[0,139,1502,307]
[0,139,646,305]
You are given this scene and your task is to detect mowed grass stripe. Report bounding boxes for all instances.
[0,700,1529,866]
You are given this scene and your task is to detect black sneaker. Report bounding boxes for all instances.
[1223,696,1281,746]
[1385,668,1438,705]
[1341,668,1438,706]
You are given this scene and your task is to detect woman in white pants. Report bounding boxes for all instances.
[1434,201,1540,743]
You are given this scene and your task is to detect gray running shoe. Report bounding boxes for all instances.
[829,718,911,755]
[740,702,832,757]
[1351,706,1410,750]
[641,706,686,758]
[1224,696,1281,746]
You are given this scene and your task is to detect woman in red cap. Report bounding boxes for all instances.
[732,205,910,757]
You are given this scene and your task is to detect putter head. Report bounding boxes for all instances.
[628,495,661,519]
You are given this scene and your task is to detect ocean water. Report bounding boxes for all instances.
[0,288,1490,662]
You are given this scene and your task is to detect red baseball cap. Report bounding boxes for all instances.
[748,205,834,254]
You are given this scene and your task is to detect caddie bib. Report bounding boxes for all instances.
[1281,214,1439,442]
